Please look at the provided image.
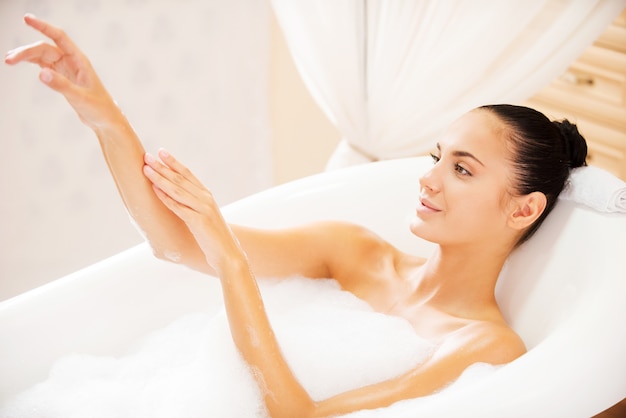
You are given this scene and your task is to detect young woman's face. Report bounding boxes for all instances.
[410,110,518,248]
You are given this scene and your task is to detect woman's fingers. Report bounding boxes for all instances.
[143,161,196,210]
[39,67,77,94]
[150,181,194,220]
[144,150,241,268]
[143,151,209,211]
[5,15,80,67]
[5,42,80,97]
[5,15,88,98]
[157,148,204,188]
[23,14,80,57]
[4,41,62,67]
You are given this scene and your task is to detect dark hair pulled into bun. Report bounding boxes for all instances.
[552,119,587,169]
[478,104,588,246]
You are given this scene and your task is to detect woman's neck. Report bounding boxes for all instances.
[411,242,511,315]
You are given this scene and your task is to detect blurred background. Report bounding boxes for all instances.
[0,0,340,300]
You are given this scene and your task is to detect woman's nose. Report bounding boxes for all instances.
[419,163,441,193]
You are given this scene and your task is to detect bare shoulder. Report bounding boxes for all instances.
[442,320,527,365]
[315,221,401,284]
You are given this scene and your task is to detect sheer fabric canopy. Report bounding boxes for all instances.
[271,0,626,169]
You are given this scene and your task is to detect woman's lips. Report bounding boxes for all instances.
[417,197,442,214]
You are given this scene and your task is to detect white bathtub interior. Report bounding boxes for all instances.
[0,156,625,417]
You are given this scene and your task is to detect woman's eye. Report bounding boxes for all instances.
[430,153,471,176]
[455,163,471,176]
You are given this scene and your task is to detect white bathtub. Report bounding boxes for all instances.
[1,156,625,417]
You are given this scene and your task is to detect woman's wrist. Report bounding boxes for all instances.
[90,105,136,141]
[214,249,252,279]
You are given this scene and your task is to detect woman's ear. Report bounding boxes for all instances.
[508,191,547,231]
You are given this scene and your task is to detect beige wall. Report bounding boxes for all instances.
[269,12,341,185]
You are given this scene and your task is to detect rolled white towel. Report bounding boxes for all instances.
[559,165,626,213]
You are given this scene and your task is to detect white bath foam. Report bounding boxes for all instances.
[1,313,266,418]
[260,277,435,401]
[0,276,497,417]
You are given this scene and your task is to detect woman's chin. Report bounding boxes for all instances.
[409,216,431,240]
[409,215,449,246]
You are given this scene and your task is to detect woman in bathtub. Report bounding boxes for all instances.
[5,15,587,418]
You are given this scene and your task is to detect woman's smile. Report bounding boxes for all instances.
[417,196,442,215]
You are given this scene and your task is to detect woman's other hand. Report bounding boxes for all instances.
[4,14,119,129]
[143,149,246,272]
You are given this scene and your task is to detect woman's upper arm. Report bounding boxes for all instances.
[231,222,335,279]
[178,221,372,280]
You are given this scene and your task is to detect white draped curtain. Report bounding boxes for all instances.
[271,0,626,169]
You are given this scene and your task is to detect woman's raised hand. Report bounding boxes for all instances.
[143,149,246,272]
[4,14,118,129]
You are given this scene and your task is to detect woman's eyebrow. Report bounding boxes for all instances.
[436,143,484,166]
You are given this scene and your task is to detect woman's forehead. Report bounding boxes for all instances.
[443,111,506,148]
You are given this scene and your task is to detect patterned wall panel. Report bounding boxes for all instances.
[0,0,271,299]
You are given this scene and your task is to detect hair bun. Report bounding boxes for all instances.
[553,119,587,168]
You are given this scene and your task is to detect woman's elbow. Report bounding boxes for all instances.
[150,242,217,276]
[148,242,183,264]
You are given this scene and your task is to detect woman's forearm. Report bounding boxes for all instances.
[219,256,315,417]
[91,112,200,262]
[137,147,318,416]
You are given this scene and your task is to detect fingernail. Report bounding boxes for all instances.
[158,148,170,158]
[40,68,52,84]
[143,164,154,176]
[5,48,20,61]
[145,152,155,164]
